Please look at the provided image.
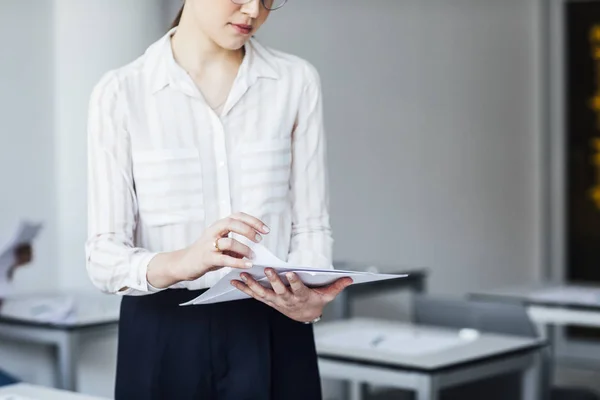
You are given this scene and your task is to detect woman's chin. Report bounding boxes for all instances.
[215,33,250,51]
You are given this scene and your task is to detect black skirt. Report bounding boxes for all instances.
[114,289,322,400]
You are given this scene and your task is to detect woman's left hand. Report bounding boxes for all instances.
[231,268,353,323]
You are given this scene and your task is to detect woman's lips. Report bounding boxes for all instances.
[231,23,253,35]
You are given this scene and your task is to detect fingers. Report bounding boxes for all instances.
[215,237,255,260]
[319,277,353,303]
[238,273,275,300]
[265,268,290,296]
[211,217,264,244]
[229,212,270,234]
[286,272,309,297]
[210,253,253,270]
[222,250,243,259]
[230,280,276,307]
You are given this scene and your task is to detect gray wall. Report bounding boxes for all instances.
[254,0,541,295]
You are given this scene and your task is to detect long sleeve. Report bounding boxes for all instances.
[85,72,158,295]
[287,63,333,269]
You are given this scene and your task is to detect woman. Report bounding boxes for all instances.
[85,0,352,398]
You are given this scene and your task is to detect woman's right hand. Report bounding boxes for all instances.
[176,212,269,281]
[146,212,269,289]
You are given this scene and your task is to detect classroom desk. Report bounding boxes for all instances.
[0,292,120,391]
[330,262,428,320]
[0,383,108,400]
[315,318,545,400]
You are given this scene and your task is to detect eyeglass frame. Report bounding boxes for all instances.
[231,0,288,11]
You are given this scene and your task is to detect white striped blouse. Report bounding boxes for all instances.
[85,28,333,296]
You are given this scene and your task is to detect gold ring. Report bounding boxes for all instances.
[213,238,221,252]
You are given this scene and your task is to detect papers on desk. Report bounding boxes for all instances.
[0,293,120,326]
[0,395,36,400]
[0,220,43,296]
[181,239,407,306]
[0,295,76,324]
[318,325,474,356]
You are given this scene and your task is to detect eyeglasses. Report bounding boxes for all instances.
[231,0,288,11]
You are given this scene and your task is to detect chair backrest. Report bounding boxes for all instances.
[414,295,555,400]
[413,294,539,338]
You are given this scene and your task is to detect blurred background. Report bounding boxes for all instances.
[1,0,599,399]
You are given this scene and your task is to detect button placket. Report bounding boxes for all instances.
[211,113,232,219]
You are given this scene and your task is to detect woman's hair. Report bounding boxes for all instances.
[170,4,184,29]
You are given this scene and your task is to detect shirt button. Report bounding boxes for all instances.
[218,161,226,168]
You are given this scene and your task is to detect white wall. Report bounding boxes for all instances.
[1,1,165,397]
[55,0,166,292]
[0,1,57,298]
[0,0,58,387]
[256,0,541,296]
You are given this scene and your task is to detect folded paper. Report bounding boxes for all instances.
[181,238,407,306]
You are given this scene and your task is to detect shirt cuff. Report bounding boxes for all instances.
[116,251,161,295]
[147,280,166,293]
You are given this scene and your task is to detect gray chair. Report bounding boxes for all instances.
[413,295,539,337]
[367,295,599,400]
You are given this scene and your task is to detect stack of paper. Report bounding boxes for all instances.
[181,238,407,305]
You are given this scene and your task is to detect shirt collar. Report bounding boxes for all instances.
[144,27,279,95]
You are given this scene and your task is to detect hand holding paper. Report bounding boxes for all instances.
[231,265,354,323]
[147,213,270,290]
[181,240,406,306]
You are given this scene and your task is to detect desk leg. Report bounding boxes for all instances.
[522,351,542,400]
[415,375,438,400]
[349,381,365,400]
[546,324,556,381]
[328,292,351,400]
[56,331,79,391]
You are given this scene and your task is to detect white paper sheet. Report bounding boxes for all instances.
[180,240,407,306]
[0,220,43,297]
